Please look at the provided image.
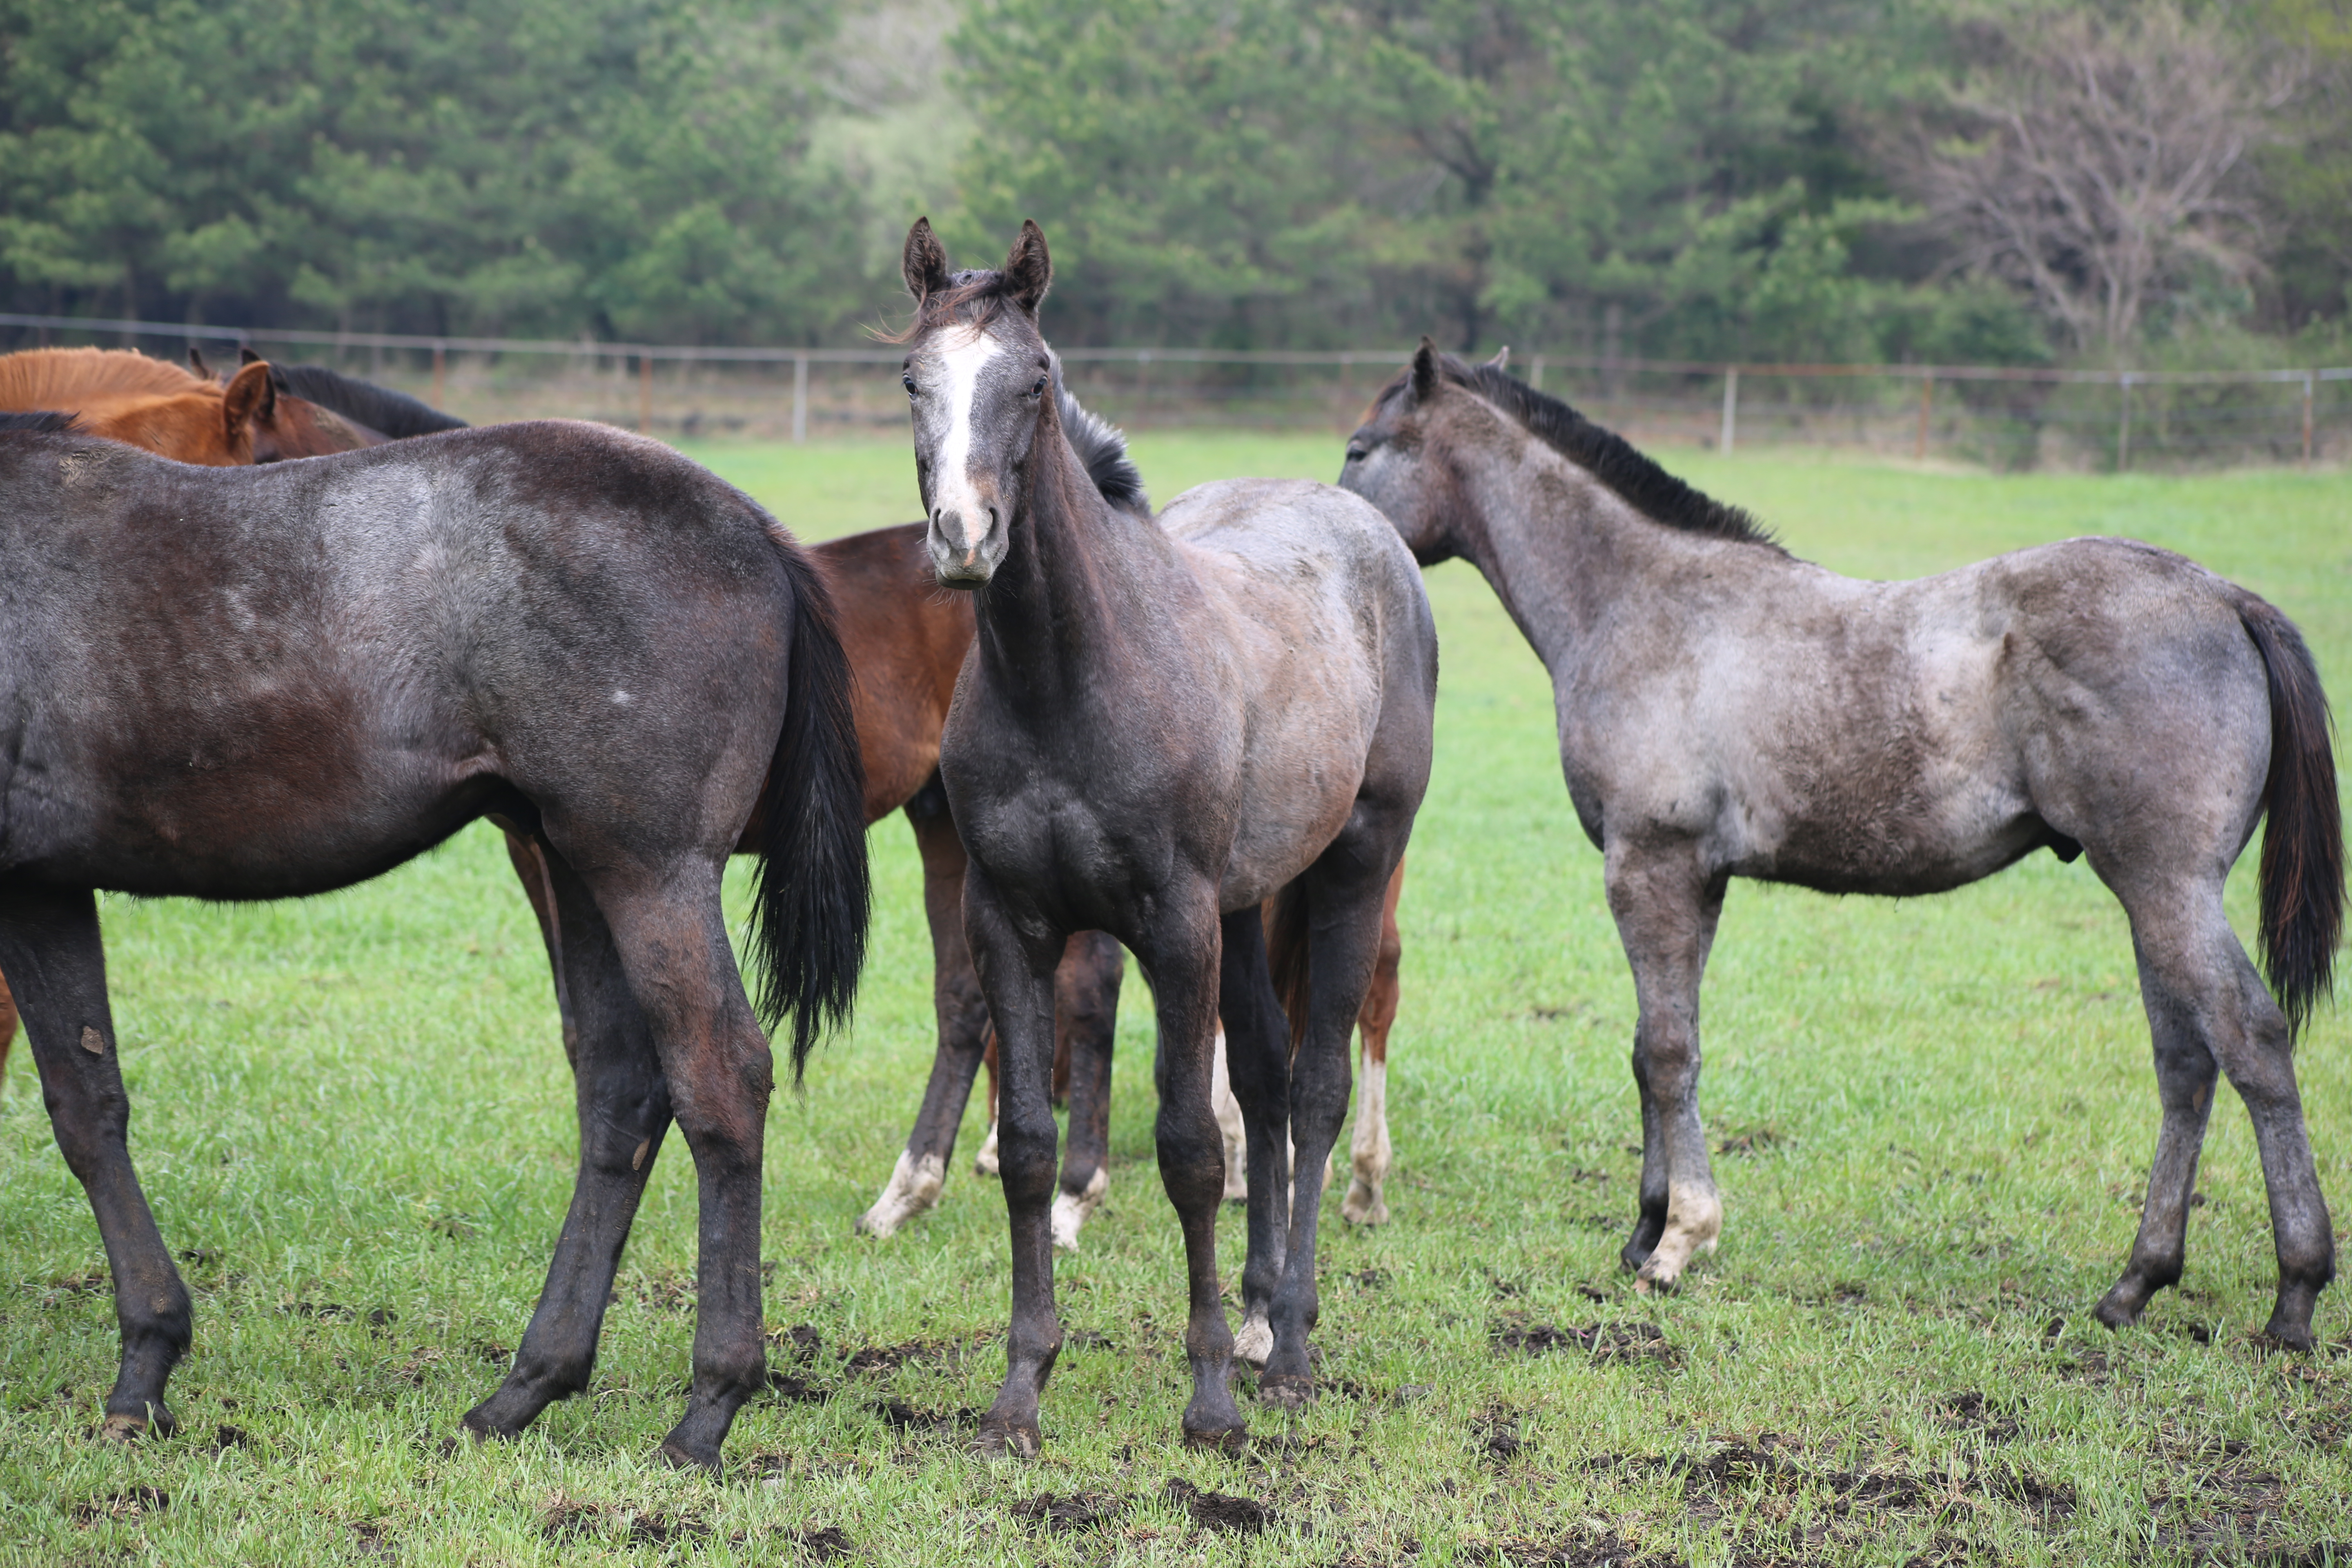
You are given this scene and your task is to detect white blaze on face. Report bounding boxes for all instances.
[929,327,1005,561]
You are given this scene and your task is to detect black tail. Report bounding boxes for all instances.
[1266,879,1312,1056]
[2238,591,2344,1038]
[746,538,871,1080]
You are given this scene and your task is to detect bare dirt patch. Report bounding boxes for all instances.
[1163,1477,1272,1533]
[1495,1320,1682,1366]
[1010,1490,1129,1534]
[70,1487,167,1526]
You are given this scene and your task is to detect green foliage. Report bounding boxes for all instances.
[0,0,865,341]
[949,0,2039,361]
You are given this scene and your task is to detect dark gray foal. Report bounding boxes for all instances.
[0,420,868,1466]
[1343,344,2343,1348]
[898,220,1437,1451]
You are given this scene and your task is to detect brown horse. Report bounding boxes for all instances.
[0,347,383,466]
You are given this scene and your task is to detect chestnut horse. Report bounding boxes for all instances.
[0,347,382,465]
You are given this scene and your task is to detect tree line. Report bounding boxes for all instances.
[2,0,2345,365]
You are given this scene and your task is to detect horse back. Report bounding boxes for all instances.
[0,424,797,898]
[1662,535,2272,895]
[1160,477,1437,906]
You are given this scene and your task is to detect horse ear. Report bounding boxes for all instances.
[187,346,212,379]
[903,217,951,301]
[222,359,276,439]
[1410,337,1442,403]
[1003,219,1051,314]
[1485,345,1510,372]
[239,346,263,366]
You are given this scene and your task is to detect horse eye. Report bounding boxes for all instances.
[1345,444,1368,463]
[1028,376,1048,397]
[902,373,918,396]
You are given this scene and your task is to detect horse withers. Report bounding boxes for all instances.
[1341,343,2343,1348]
[899,219,1436,1453]
[0,418,869,1468]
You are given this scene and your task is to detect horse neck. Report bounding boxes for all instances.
[1444,425,1723,674]
[971,420,1160,703]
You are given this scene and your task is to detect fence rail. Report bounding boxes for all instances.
[5,311,2348,470]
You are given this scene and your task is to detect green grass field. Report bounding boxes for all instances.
[3,435,2350,1566]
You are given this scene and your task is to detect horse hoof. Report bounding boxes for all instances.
[1232,1314,1273,1369]
[1341,1185,1389,1227]
[972,1419,1040,1459]
[1258,1373,1315,1411]
[657,1438,721,1474]
[2091,1290,2143,1332]
[1182,1420,1248,1453]
[98,1408,173,1443]
[2259,1319,2316,1354]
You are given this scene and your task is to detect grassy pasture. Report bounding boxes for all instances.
[2,436,2350,1565]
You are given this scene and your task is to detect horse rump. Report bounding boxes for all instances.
[745,535,873,1078]
[2236,588,2345,1037]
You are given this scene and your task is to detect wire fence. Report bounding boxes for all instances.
[7,312,2351,471]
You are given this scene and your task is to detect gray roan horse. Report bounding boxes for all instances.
[1341,344,2343,1348]
[0,415,869,1467]
[898,220,1437,1451]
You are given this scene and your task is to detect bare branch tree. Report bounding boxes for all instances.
[1894,5,2298,350]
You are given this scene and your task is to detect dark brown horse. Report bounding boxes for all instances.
[0,351,401,1087]
[1342,343,2343,1348]
[0,418,868,1468]
[900,219,1437,1453]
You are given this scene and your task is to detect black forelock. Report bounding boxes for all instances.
[1050,359,1147,514]
[0,410,77,433]
[270,363,470,439]
[1396,353,1779,551]
[891,266,1041,343]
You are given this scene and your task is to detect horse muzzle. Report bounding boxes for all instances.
[927,505,1004,588]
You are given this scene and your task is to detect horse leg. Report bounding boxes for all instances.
[1051,931,1124,1251]
[976,1032,1002,1174]
[0,886,189,1438]
[1608,843,1726,1288]
[1343,859,1406,1227]
[0,969,17,1089]
[861,797,993,1236]
[1262,837,1400,1407]
[1221,911,1291,1370]
[498,821,579,1065]
[1135,895,1246,1448]
[577,862,773,1468]
[964,873,1068,1457]
[2098,877,2334,1347]
[1209,1026,1249,1202]
[463,845,672,1444]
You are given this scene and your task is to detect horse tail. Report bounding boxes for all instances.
[746,535,871,1082]
[2236,589,2344,1038]
[1265,880,1312,1055]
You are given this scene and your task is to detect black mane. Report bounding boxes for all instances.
[1430,355,1778,551]
[0,411,76,433]
[1052,362,1146,514]
[270,363,469,439]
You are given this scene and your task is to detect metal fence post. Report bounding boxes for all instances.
[2305,370,2316,467]
[637,353,653,435]
[1915,371,1933,461]
[1718,367,1739,456]
[2116,372,2133,472]
[431,341,446,409]
[1529,354,1545,393]
[792,353,808,444]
